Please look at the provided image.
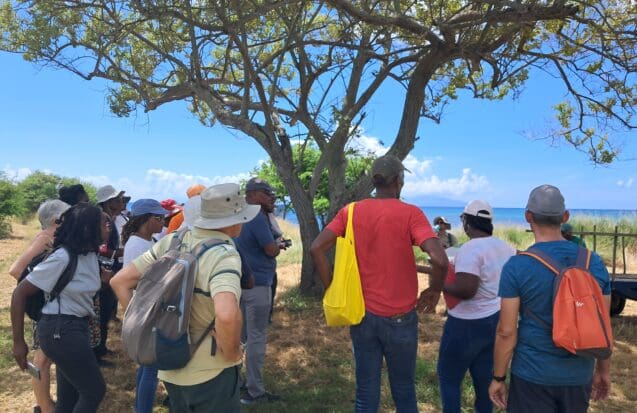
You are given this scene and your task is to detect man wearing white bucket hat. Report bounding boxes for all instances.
[111,183,260,412]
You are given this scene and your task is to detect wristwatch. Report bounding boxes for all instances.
[492,373,507,382]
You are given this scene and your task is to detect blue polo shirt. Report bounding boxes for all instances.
[235,211,276,287]
[499,241,610,386]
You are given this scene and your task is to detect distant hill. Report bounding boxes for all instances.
[403,194,466,207]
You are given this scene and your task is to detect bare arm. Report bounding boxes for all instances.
[310,228,338,289]
[109,263,142,310]
[489,297,520,409]
[417,238,448,312]
[212,291,243,362]
[443,272,481,300]
[11,280,41,370]
[263,242,281,258]
[591,294,612,401]
[8,234,49,280]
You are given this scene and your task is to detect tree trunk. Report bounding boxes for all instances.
[275,161,323,296]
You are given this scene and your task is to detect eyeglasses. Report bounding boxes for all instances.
[260,190,276,198]
[152,215,165,221]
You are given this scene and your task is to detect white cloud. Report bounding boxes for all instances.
[2,165,34,181]
[347,135,489,199]
[81,168,250,202]
[617,177,634,188]
[403,168,490,198]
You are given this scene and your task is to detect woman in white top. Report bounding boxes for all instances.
[9,199,70,413]
[121,199,168,413]
[437,200,516,413]
[12,203,111,412]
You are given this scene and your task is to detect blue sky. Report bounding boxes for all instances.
[1,51,636,210]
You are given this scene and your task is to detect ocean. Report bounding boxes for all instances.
[279,206,637,229]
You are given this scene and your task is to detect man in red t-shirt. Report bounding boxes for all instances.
[311,154,448,413]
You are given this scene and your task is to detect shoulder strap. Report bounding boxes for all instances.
[190,238,235,357]
[517,247,564,275]
[48,246,79,302]
[192,238,230,259]
[345,202,356,243]
[575,246,591,270]
[168,228,189,251]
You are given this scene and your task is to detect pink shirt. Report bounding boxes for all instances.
[326,198,436,317]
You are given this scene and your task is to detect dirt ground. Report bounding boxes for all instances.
[1,220,636,412]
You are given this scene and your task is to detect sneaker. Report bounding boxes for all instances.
[240,391,281,405]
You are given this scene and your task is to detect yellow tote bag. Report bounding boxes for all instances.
[323,202,365,327]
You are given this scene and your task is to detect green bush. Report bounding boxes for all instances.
[16,171,97,213]
[0,173,25,238]
[0,217,11,239]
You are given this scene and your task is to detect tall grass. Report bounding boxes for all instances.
[276,220,303,266]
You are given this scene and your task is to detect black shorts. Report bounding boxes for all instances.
[508,374,592,413]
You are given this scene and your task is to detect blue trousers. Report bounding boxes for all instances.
[135,365,158,413]
[350,310,419,413]
[437,312,500,413]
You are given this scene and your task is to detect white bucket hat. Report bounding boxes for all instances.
[193,183,260,229]
[96,185,125,204]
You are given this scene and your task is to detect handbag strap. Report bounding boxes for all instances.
[345,202,356,246]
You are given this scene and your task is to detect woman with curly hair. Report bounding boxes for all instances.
[9,199,70,413]
[121,199,168,413]
[11,203,110,413]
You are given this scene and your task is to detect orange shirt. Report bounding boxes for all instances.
[166,211,184,234]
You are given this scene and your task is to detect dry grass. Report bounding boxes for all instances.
[0,220,636,412]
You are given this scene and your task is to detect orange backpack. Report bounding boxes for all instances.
[519,247,613,359]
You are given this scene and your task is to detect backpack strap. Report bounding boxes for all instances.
[48,246,78,339]
[517,247,564,275]
[47,246,79,303]
[189,238,237,357]
[515,248,561,331]
[575,246,592,270]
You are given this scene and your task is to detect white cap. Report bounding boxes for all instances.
[463,200,493,220]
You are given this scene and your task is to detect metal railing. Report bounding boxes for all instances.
[571,227,637,280]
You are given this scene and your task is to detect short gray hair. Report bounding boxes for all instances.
[37,199,71,229]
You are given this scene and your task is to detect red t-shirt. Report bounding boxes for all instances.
[326,198,436,317]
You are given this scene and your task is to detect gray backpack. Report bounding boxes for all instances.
[121,229,231,370]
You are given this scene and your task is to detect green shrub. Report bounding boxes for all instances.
[0,217,11,239]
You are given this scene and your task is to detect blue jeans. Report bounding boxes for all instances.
[135,365,158,413]
[350,310,418,413]
[437,312,500,413]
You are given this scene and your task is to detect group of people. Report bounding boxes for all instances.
[11,179,288,412]
[310,155,612,413]
[9,154,613,413]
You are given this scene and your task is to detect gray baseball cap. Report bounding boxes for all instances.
[526,184,565,216]
[371,155,410,179]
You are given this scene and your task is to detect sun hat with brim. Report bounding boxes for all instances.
[434,216,451,229]
[463,200,494,220]
[96,185,125,204]
[130,199,169,217]
[194,183,260,229]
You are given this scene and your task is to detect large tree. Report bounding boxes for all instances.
[2,1,635,292]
